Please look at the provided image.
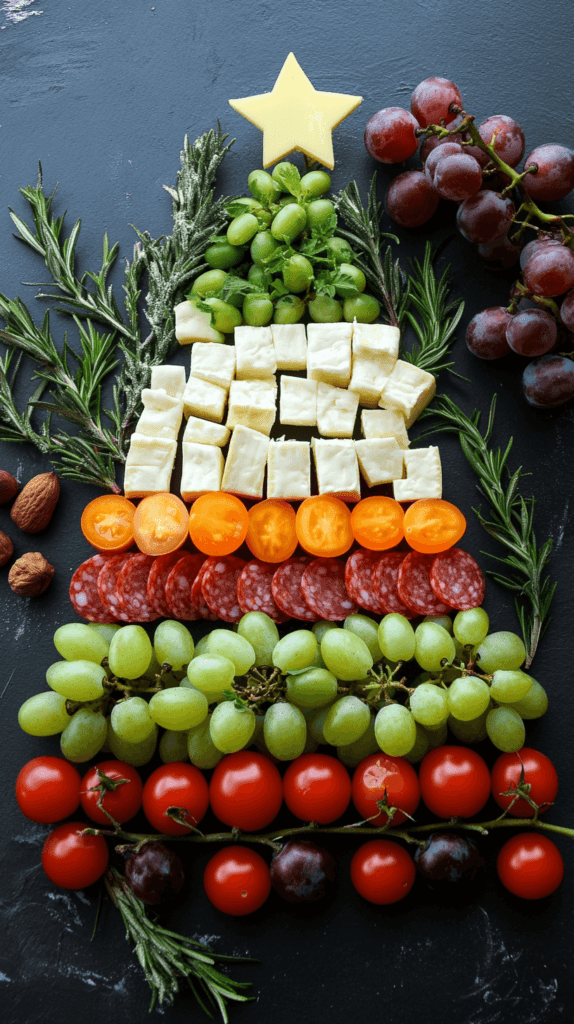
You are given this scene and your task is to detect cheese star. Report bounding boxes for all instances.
[229,53,362,169]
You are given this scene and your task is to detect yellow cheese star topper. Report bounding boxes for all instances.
[229,53,362,170]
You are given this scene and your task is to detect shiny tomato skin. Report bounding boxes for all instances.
[16,756,81,824]
[295,495,354,558]
[42,821,109,889]
[419,746,491,818]
[352,753,420,827]
[209,752,283,831]
[283,754,351,824]
[142,763,209,836]
[350,839,415,904]
[80,760,144,825]
[491,748,558,817]
[203,846,271,915]
[497,833,564,899]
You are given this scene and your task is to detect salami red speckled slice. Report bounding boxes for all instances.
[271,557,316,621]
[429,547,486,611]
[301,558,359,621]
[97,554,133,621]
[201,555,247,623]
[116,553,160,622]
[190,561,218,621]
[237,560,289,623]
[147,551,186,617]
[165,553,206,621]
[69,553,118,623]
[344,549,384,615]
[397,551,451,617]
[372,552,414,618]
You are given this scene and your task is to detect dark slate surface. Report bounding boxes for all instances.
[1,2,574,1022]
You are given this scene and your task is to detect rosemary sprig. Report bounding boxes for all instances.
[403,241,465,376]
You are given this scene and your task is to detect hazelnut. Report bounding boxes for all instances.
[0,531,14,568]
[0,471,19,504]
[8,552,55,596]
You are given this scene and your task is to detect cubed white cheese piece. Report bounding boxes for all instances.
[306,322,352,387]
[361,409,410,450]
[349,353,392,408]
[270,323,307,370]
[226,379,277,436]
[124,464,174,498]
[182,416,231,447]
[182,375,227,423]
[234,325,277,380]
[180,443,224,501]
[190,342,236,390]
[316,383,359,438]
[125,433,177,470]
[311,438,361,503]
[379,360,436,428]
[136,389,183,441]
[150,365,186,400]
[221,426,269,499]
[352,321,400,371]
[355,438,404,487]
[393,446,442,501]
[279,376,318,427]
[267,440,311,500]
[174,300,225,345]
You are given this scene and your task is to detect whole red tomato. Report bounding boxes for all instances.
[209,752,283,831]
[352,753,420,827]
[42,821,109,889]
[80,760,143,825]
[142,762,209,836]
[419,746,491,818]
[283,754,351,824]
[203,846,271,915]
[491,748,558,817]
[497,832,564,899]
[16,756,81,824]
[350,839,416,904]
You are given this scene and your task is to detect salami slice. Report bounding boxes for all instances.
[344,549,384,615]
[116,553,160,622]
[301,558,359,621]
[372,552,414,618]
[147,551,186,617]
[69,553,117,623]
[429,547,486,611]
[165,553,206,620]
[201,555,247,623]
[237,560,289,623]
[271,557,316,621]
[397,551,451,617]
[190,560,219,621]
[97,554,133,621]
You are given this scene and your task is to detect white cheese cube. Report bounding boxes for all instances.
[379,360,436,428]
[136,389,183,441]
[267,440,311,500]
[150,365,186,400]
[125,433,177,470]
[181,443,224,501]
[234,326,277,380]
[355,438,404,487]
[311,438,361,503]
[221,425,269,499]
[352,321,400,370]
[124,464,174,498]
[349,353,391,408]
[306,323,352,388]
[182,417,230,447]
[279,376,318,427]
[182,375,227,423]
[174,300,225,345]
[226,379,277,436]
[316,383,359,438]
[190,342,236,390]
[361,409,410,450]
[270,324,307,370]
[393,446,442,501]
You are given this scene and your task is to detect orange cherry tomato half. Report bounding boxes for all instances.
[350,496,404,550]
[246,500,298,563]
[295,495,354,558]
[81,495,136,553]
[133,492,189,555]
[189,492,249,556]
[403,499,466,554]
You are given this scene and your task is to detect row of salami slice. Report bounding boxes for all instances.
[69,545,485,627]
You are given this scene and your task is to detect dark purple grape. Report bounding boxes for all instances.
[125,841,185,905]
[270,839,336,903]
[386,170,439,228]
[560,287,574,329]
[364,107,419,164]
[478,114,525,168]
[466,306,513,359]
[477,235,521,269]
[523,245,574,297]
[424,141,463,182]
[433,152,483,201]
[519,236,562,271]
[457,190,515,244]
[420,114,466,163]
[414,832,484,886]
[523,354,574,407]
[411,77,462,128]
[506,309,557,357]
[523,144,574,201]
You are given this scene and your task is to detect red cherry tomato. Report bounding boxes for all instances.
[41,821,109,889]
[352,753,420,827]
[419,746,491,819]
[283,754,351,824]
[497,833,564,899]
[15,756,81,824]
[142,763,209,836]
[80,760,143,825]
[350,839,416,904]
[491,748,558,817]
[203,846,271,915]
[209,752,283,831]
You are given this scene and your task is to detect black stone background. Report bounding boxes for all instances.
[1,2,574,1022]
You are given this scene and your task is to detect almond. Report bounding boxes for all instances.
[8,551,54,596]
[0,531,13,567]
[0,471,18,504]
[10,472,60,533]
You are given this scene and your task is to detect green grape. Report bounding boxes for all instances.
[142,650,162,680]
[238,613,280,667]
[403,722,430,764]
[271,161,300,190]
[509,679,548,719]
[250,712,268,755]
[270,204,307,243]
[325,236,353,262]
[273,294,306,324]
[378,614,416,662]
[54,622,109,664]
[453,607,489,646]
[282,254,314,293]
[187,713,224,769]
[89,623,120,644]
[335,263,366,295]
[422,614,453,635]
[60,710,107,762]
[247,264,269,289]
[276,195,297,207]
[108,719,158,766]
[320,629,373,682]
[111,696,155,743]
[159,730,190,763]
[153,621,194,672]
[149,687,208,731]
[250,230,278,266]
[423,720,448,750]
[323,695,371,746]
[448,704,491,744]
[191,269,227,297]
[344,294,380,323]
[193,635,211,658]
[263,703,307,760]
[186,654,236,695]
[306,199,336,231]
[302,732,319,755]
[473,632,526,673]
[227,212,259,247]
[490,670,533,703]
[486,706,525,752]
[414,622,456,672]
[337,714,379,767]
[18,691,71,736]
[207,629,255,675]
[243,293,273,326]
[308,296,343,323]
[46,660,106,701]
[312,621,337,644]
[272,630,317,672]
[306,704,333,745]
[248,169,281,204]
[344,615,382,662]
[205,240,244,270]
[374,704,417,757]
[447,676,491,721]
[202,297,242,334]
[300,169,331,198]
[210,701,256,753]
[109,625,153,680]
[409,682,449,728]
[286,667,338,708]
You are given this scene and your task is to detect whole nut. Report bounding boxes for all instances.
[0,471,19,504]
[8,552,55,596]
[0,531,14,568]
[10,472,60,533]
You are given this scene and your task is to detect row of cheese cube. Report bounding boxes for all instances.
[124,366,187,498]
